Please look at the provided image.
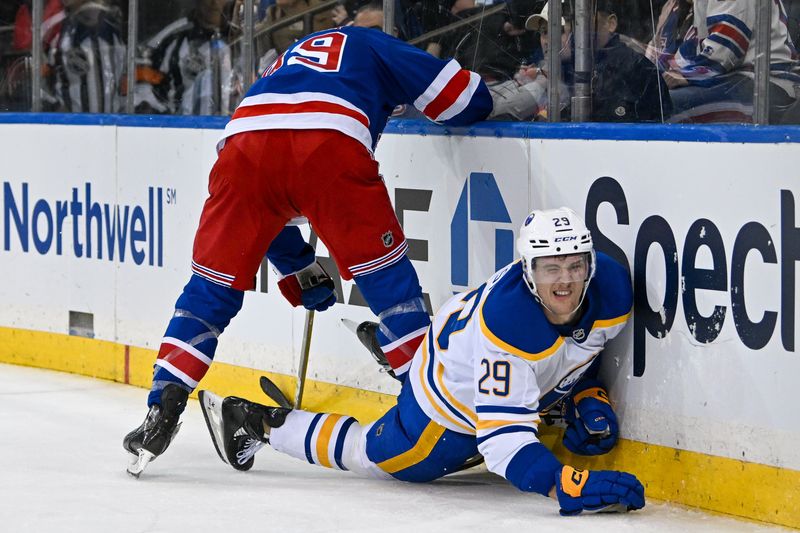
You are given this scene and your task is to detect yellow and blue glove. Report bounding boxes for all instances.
[563,381,618,455]
[555,466,645,516]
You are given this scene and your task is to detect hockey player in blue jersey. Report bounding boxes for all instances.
[123,25,493,476]
[199,207,646,516]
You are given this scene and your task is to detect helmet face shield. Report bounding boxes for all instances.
[531,253,591,286]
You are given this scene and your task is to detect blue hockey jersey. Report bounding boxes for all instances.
[219,26,493,152]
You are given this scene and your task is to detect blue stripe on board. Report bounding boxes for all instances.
[3,113,800,143]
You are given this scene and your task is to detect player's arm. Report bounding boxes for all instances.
[367,31,493,125]
[474,349,644,515]
[266,226,336,311]
[674,3,752,83]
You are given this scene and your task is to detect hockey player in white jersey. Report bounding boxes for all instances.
[199,207,645,515]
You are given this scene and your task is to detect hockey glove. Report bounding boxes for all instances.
[555,466,645,516]
[277,261,337,312]
[563,384,618,456]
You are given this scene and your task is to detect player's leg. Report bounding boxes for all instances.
[293,131,430,380]
[125,131,295,472]
[212,381,477,481]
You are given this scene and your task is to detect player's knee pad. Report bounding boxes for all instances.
[148,274,244,405]
[269,411,392,480]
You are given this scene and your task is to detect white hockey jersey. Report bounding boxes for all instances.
[674,0,800,94]
[407,253,632,482]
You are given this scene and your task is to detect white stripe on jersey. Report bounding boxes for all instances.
[237,91,371,125]
[434,71,483,122]
[413,59,462,110]
[219,112,374,153]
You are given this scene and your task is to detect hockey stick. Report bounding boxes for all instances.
[294,308,315,409]
[259,375,293,409]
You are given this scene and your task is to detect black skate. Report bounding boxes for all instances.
[344,320,397,380]
[123,383,189,478]
[199,390,290,471]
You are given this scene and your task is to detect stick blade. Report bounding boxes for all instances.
[259,376,293,409]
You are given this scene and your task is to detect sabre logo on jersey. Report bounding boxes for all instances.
[2,182,165,266]
[585,176,799,377]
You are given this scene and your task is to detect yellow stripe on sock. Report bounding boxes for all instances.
[376,421,446,474]
[315,414,344,468]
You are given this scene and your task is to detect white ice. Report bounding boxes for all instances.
[0,363,788,533]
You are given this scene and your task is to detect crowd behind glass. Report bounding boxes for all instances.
[2,0,799,124]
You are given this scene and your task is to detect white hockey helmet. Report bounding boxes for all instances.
[516,207,596,303]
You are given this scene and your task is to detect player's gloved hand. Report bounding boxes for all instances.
[555,465,645,516]
[277,261,337,312]
[562,385,618,455]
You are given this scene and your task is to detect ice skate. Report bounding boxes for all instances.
[342,319,397,379]
[123,383,189,478]
[199,390,290,471]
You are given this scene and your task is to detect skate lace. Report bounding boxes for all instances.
[236,438,265,465]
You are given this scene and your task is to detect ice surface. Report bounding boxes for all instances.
[0,363,788,533]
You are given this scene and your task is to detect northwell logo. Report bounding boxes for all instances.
[2,182,165,266]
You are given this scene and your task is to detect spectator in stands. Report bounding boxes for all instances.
[581,0,672,122]
[255,0,336,55]
[134,0,241,116]
[663,0,800,124]
[49,0,126,113]
[427,0,535,84]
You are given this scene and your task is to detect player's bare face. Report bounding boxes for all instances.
[533,254,588,324]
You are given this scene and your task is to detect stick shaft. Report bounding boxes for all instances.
[294,309,315,409]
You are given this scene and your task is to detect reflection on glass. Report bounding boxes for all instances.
[651,0,800,124]
[134,0,242,115]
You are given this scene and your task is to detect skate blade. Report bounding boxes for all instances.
[198,390,229,466]
[127,449,156,478]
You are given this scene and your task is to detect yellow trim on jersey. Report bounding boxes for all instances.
[476,419,539,431]
[417,336,475,433]
[435,360,477,425]
[480,308,564,361]
[592,312,631,330]
[315,414,344,468]
[376,420,446,474]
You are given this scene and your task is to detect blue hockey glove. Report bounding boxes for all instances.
[278,261,337,312]
[563,385,619,455]
[555,466,645,516]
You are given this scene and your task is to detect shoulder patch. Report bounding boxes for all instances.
[480,263,562,360]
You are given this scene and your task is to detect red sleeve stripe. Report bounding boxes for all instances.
[232,100,370,129]
[422,68,472,121]
[710,22,750,54]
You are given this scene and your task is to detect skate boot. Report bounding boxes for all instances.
[199,390,290,471]
[356,321,397,379]
[123,383,189,478]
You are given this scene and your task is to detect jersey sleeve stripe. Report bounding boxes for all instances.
[480,307,564,361]
[375,420,446,474]
[421,68,472,121]
[476,405,538,415]
[476,419,539,430]
[476,425,538,445]
[432,71,482,122]
[413,59,461,110]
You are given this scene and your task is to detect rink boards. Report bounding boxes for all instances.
[0,115,798,528]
